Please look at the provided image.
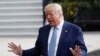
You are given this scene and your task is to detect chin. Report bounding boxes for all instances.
[49,24,56,27]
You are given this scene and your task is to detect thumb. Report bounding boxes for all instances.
[19,44,21,49]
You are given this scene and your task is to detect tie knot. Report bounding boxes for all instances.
[54,27,57,30]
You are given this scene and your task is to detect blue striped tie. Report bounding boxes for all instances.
[48,27,57,56]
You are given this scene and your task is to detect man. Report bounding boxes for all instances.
[8,3,87,56]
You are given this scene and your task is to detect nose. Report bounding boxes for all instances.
[47,14,50,19]
[47,15,52,21]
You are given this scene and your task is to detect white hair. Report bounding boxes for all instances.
[44,3,63,16]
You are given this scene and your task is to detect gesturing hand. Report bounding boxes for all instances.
[8,42,22,55]
[69,45,81,56]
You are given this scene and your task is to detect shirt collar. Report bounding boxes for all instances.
[56,19,64,30]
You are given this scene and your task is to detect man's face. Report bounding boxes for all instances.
[45,9,61,27]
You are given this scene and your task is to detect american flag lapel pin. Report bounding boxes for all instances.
[65,30,67,32]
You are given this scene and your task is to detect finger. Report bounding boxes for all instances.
[8,45,14,50]
[8,50,16,54]
[75,45,78,51]
[9,42,19,50]
[69,47,74,54]
[19,44,22,51]
[75,45,81,53]
[8,50,13,52]
[79,51,82,54]
[8,50,18,55]
[8,43,12,46]
[19,44,21,49]
[8,45,12,48]
[76,46,82,55]
[11,42,18,48]
[8,42,16,48]
[77,46,81,52]
[8,44,17,50]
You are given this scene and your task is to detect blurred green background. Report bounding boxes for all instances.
[52,0,100,31]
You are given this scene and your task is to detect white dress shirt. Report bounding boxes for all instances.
[48,19,64,56]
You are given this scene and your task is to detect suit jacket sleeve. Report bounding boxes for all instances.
[22,28,42,56]
[75,27,87,56]
[22,47,39,56]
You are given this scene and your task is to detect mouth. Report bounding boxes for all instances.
[48,21,52,23]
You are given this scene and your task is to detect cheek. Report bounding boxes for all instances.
[54,16,59,21]
[52,19,58,24]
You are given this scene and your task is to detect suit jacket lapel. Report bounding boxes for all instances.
[42,25,51,56]
[56,21,69,56]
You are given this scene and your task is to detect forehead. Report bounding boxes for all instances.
[45,10,57,15]
[45,8,57,13]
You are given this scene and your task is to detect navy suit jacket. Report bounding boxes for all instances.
[22,21,87,56]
